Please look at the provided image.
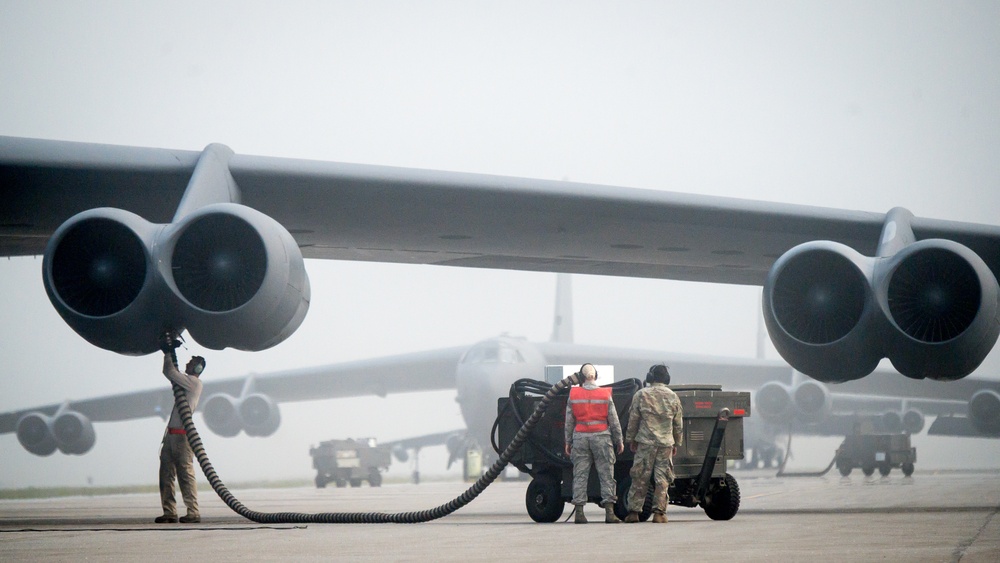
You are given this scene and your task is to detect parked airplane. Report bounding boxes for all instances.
[2,273,997,468]
[1,136,999,460]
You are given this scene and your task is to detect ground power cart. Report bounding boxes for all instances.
[494,379,750,522]
[310,437,391,488]
[835,433,916,477]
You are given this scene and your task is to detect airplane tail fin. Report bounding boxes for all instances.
[550,274,574,343]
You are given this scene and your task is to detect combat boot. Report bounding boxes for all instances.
[624,512,640,523]
[652,512,668,523]
[603,503,621,523]
[573,504,588,524]
[154,515,178,523]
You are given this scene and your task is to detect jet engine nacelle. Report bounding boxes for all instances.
[16,410,96,456]
[201,392,282,438]
[42,204,310,356]
[755,380,831,425]
[968,389,1000,436]
[881,410,926,434]
[791,380,832,424]
[755,382,794,425]
[764,239,1000,382]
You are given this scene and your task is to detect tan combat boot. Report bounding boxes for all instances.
[652,512,668,523]
[624,512,640,523]
[603,503,621,524]
[574,504,588,524]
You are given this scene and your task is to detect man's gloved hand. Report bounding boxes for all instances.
[159,332,182,354]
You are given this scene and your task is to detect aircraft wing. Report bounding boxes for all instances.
[4,136,999,285]
[6,136,1000,383]
[0,346,465,435]
[535,340,1000,439]
[537,341,797,390]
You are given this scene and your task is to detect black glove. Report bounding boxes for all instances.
[160,332,182,354]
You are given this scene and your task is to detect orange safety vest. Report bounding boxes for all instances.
[569,386,612,433]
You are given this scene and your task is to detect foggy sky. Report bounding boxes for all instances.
[1,1,999,488]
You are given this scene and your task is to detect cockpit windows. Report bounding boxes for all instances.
[460,341,526,364]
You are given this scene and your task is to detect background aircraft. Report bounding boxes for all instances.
[2,2,999,487]
[2,274,997,477]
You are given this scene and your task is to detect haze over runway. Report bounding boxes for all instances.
[1,1,999,489]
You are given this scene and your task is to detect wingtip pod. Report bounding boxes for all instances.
[764,239,1000,383]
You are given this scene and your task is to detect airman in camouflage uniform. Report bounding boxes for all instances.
[624,364,683,523]
[564,363,624,524]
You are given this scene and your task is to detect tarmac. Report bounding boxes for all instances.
[1,469,998,562]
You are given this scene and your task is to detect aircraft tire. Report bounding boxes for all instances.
[703,473,741,521]
[525,474,564,523]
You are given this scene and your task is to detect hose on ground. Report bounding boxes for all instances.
[168,348,578,523]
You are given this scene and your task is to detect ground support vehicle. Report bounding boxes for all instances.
[310,437,391,488]
[495,379,750,522]
[835,433,916,477]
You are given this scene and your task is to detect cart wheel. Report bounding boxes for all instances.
[525,475,564,523]
[902,462,915,477]
[878,464,891,477]
[862,464,876,477]
[369,471,382,487]
[315,474,327,488]
[837,463,851,477]
[615,475,652,521]
[703,473,741,521]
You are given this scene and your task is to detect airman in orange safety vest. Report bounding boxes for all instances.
[564,363,624,524]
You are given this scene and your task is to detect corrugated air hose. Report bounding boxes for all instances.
[168,348,578,523]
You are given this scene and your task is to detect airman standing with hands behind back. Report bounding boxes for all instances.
[564,363,624,524]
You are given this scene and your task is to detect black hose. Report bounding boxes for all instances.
[774,425,836,478]
[495,377,642,466]
[168,352,579,524]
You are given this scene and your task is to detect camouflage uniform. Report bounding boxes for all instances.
[565,382,624,506]
[625,382,683,516]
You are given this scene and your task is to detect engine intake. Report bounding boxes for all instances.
[201,392,281,438]
[43,204,310,355]
[764,238,1000,382]
[968,390,1000,437]
[15,410,96,456]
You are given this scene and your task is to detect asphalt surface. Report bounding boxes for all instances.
[1,469,998,562]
